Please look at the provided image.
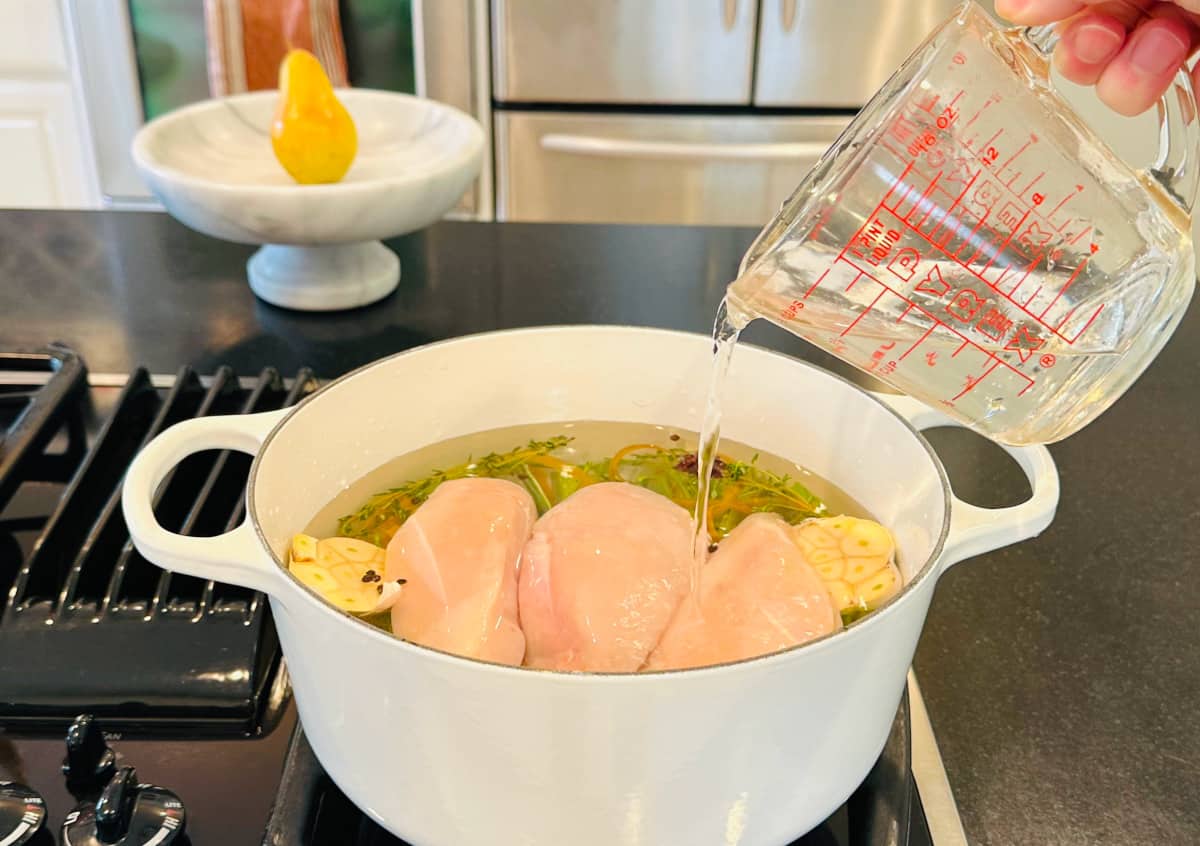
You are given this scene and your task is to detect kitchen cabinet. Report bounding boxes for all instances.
[0,0,98,208]
[0,80,96,208]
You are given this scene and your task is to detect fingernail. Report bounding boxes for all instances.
[996,0,1027,17]
[1130,27,1188,76]
[1072,24,1123,65]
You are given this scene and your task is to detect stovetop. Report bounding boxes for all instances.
[0,347,952,845]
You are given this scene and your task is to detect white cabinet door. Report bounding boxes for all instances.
[0,80,95,208]
[0,0,69,76]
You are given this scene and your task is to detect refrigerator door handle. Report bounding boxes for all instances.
[540,133,829,161]
[781,0,798,32]
[723,0,739,31]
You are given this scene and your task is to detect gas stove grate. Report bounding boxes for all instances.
[0,348,316,734]
[0,345,87,508]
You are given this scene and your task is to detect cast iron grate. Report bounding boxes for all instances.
[0,346,316,734]
[0,345,87,506]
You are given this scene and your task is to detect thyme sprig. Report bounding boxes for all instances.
[337,437,572,545]
[336,436,827,546]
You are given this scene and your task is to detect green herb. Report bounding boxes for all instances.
[517,468,553,514]
[337,435,828,547]
[611,446,826,539]
[840,604,871,626]
[336,437,574,544]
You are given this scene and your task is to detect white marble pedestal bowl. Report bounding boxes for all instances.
[132,90,484,311]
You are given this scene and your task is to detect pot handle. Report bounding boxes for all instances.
[875,394,1060,568]
[120,409,289,595]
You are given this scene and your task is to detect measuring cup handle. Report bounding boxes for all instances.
[875,393,1060,569]
[1023,25,1200,212]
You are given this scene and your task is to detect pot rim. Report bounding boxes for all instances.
[247,324,952,680]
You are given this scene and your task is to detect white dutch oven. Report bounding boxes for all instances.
[121,326,1057,846]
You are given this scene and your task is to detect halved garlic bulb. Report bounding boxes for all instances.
[790,516,902,615]
[288,534,402,614]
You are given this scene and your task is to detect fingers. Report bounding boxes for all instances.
[998,1,1197,116]
[1095,14,1194,114]
[995,0,1086,25]
[1053,14,1128,85]
[995,0,1151,25]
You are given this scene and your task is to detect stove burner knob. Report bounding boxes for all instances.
[62,714,117,791]
[94,767,138,843]
[62,767,187,846]
[0,781,47,845]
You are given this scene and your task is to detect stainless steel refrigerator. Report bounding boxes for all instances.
[492,0,962,226]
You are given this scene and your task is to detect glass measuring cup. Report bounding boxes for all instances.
[727,0,1199,445]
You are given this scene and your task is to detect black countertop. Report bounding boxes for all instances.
[3,210,1197,845]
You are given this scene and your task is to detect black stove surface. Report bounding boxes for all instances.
[0,349,933,846]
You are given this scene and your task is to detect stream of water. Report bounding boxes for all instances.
[689,297,751,592]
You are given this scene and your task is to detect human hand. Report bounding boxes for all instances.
[994,1,1200,115]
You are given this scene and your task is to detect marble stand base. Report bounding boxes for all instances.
[247,241,400,311]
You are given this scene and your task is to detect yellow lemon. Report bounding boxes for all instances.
[271,49,357,184]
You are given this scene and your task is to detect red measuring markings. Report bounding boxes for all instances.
[915,265,949,297]
[979,198,1036,271]
[1048,299,1106,343]
[1006,325,1045,362]
[834,247,1035,401]
[839,288,887,338]
[940,120,1087,252]
[912,172,947,229]
[781,299,805,320]
[1038,255,1091,319]
[803,268,830,300]
[976,307,1013,341]
[1051,185,1086,219]
[866,341,898,373]
[884,83,1082,247]
[807,166,1046,402]
[946,288,987,323]
[803,143,1107,404]
[996,132,1037,180]
[870,195,1090,348]
[850,217,902,267]
[928,170,983,244]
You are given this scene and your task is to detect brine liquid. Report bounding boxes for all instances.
[305,420,870,542]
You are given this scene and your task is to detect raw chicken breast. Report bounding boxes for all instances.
[645,513,840,671]
[384,478,535,666]
[519,482,694,672]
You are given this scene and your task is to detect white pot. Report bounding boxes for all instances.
[121,326,1057,846]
